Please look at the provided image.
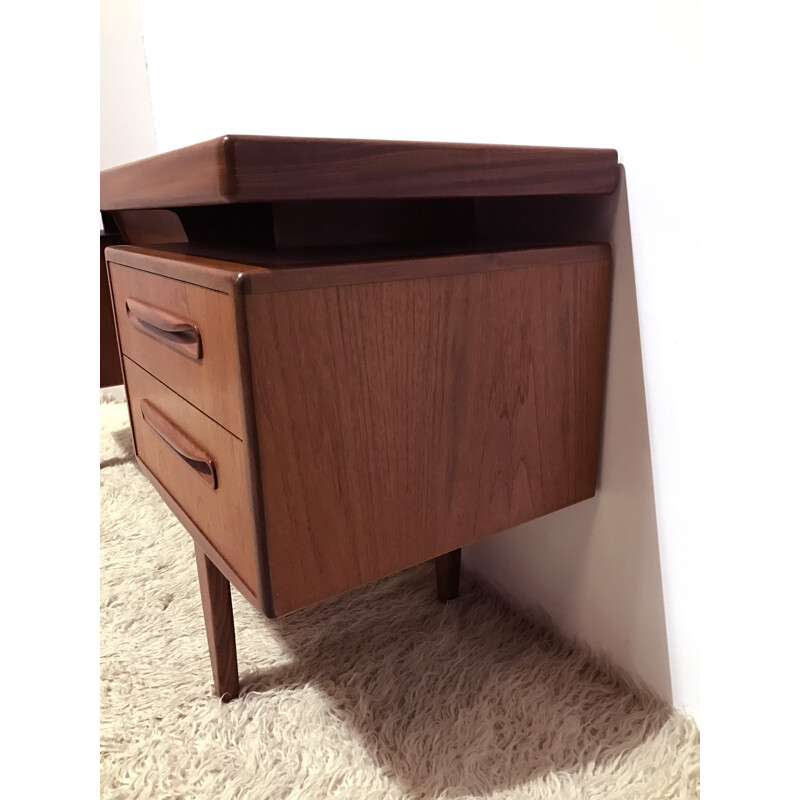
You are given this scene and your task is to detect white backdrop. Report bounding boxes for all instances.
[100,0,156,169]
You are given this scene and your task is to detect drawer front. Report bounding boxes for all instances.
[109,262,243,438]
[124,356,259,597]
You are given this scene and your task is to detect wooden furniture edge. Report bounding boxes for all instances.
[101,137,229,211]
[241,243,612,294]
[100,135,619,209]
[104,243,612,294]
[231,283,275,617]
[105,246,256,293]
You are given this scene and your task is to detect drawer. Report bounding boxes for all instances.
[123,356,259,598]
[108,263,243,438]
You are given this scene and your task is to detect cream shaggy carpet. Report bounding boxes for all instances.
[100,396,699,799]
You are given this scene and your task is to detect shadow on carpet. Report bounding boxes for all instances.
[100,398,699,799]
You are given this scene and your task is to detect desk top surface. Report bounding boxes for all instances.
[100,135,618,210]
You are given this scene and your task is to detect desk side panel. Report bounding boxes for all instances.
[246,249,612,615]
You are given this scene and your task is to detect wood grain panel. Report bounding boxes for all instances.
[100,135,619,209]
[124,357,259,597]
[230,136,618,200]
[246,248,611,614]
[108,263,243,437]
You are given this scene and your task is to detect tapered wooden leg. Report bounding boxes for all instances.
[195,545,240,701]
[434,548,461,601]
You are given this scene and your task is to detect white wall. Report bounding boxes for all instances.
[100,0,157,169]
[134,0,700,719]
[465,173,674,705]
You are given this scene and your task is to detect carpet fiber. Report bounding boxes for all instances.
[100,397,699,799]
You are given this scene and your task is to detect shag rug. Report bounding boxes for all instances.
[100,396,699,799]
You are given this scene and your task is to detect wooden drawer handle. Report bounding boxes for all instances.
[140,400,217,489]
[125,297,202,360]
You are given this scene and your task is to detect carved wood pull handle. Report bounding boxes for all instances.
[125,298,202,360]
[140,400,217,489]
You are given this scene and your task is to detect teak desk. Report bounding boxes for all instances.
[101,136,616,700]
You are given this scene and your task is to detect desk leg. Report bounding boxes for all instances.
[195,545,240,701]
[434,548,461,601]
